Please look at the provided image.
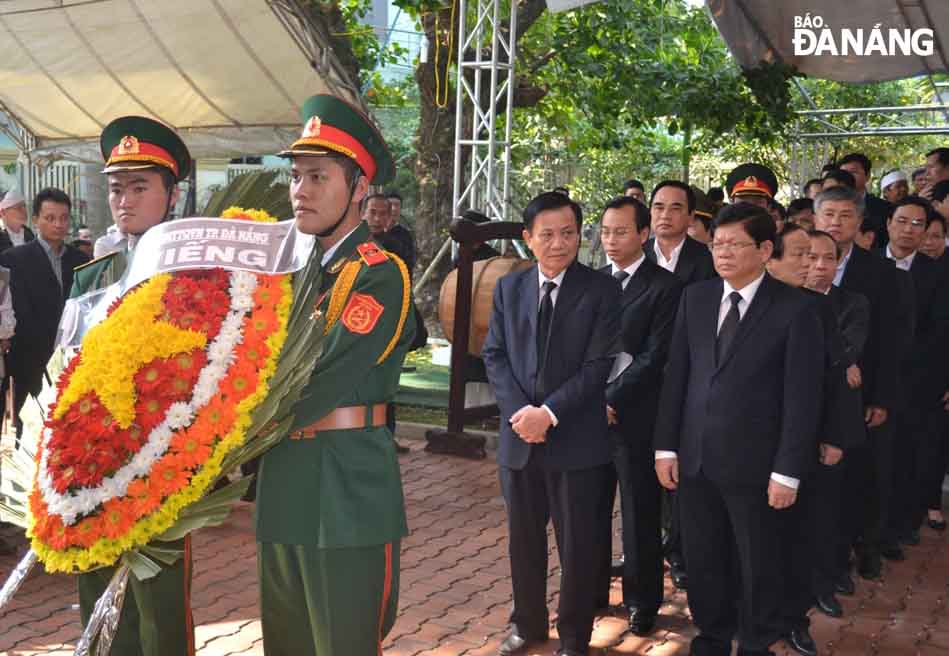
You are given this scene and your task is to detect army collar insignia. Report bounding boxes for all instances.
[328,257,346,275]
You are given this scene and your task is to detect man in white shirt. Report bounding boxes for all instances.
[654,202,824,656]
[643,180,716,286]
[0,190,35,252]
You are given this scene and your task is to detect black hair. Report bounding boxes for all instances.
[859,218,876,234]
[820,163,837,176]
[696,214,713,231]
[802,178,823,195]
[912,167,928,182]
[601,196,649,231]
[926,147,949,167]
[552,186,570,197]
[927,210,946,234]
[32,187,71,217]
[839,153,872,175]
[77,223,89,230]
[768,199,787,219]
[322,152,362,186]
[385,190,403,201]
[707,187,724,203]
[523,191,583,232]
[650,180,696,214]
[931,180,949,203]
[808,229,842,259]
[772,222,807,259]
[823,169,856,189]
[362,192,391,213]
[788,198,814,215]
[712,202,776,246]
[889,195,935,225]
[622,179,644,193]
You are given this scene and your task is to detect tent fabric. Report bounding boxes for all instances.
[0,0,364,160]
[706,0,949,83]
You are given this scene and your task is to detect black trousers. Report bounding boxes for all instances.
[499,448,610,654]
[781,460,846,631]
[913,407,946,520]
[679,471,784,655]
[662,489,685,566]
[595,431,663,613]
[842,421,894,556]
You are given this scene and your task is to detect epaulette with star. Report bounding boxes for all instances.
[356,241,389,266]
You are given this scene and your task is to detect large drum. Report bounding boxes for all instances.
[439,255,533,355]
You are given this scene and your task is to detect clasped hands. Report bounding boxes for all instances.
[511,405,552,443]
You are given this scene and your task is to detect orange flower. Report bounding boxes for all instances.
[100,498,135,540]
[45,517,69,550]
[72,514,105,549]
[152,454,191,498]
[248,307,279,338]
[170,429,213,469]
[191,399,236,445]
[219,361,259,402]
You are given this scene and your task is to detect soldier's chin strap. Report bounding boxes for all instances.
[316,171,362,239]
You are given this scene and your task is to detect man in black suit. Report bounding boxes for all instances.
[766,224,865,656]
[813,185,902,582]
[594,196,682,636]
[0,187,89,430]
[643,180,716,588]
[881,197,949,549]
[840,153,892,247]
[483,191,621,656]
[0,189,36,252]
[644,180,716,286]
[654,203,824,656]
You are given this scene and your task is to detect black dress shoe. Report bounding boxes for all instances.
[611,556,625,578]
[816,593,843,618]
[498,633,546,655]
[786,626,818,656]
[858,553,882,581]
[835,573,855,596]
[928,518,947,531]
[900,529,920,546]
[628,608,657,636]
[880,543,905,561]
[671,567,688,590]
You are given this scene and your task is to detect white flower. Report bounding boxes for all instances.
[165,403,193,429]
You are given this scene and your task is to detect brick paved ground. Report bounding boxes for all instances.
[1,442,947,655]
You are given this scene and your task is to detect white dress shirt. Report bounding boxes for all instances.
[656,271,800,490]
[608,253,646,290]
[832,243,855,287]
[532,266,569,426]
[653,237,685,273]
[885,244,916,271]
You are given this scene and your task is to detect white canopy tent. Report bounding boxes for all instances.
[0,0,366,163]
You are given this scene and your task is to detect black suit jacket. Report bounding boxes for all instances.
[599,258,683,450]
[643,235,717,286]
[865,193,892,247]
[827,286,870,368]
[902,252,949,404]
[839,246,901,412]
[0,240,89,394]
[385,223,416,273]
[0,226,35,253]
[653,274,824,488]
[483,260,621,471]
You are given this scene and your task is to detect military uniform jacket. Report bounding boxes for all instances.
[256,222,416,548]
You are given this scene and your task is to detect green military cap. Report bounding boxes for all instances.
[100,116,192,182]
[726,163,778,201]
[690,185,715,220]
[278,94,395,186]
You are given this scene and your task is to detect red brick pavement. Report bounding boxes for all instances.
[0,444,947,655]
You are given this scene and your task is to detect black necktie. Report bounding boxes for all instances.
[613,270,630,286]
[716,291,743,363]
[535,281,557,399]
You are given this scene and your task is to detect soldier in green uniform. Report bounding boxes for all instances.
[74,116,196,656]
[255,94,416,655]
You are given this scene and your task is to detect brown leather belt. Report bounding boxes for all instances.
[289,403,388,439]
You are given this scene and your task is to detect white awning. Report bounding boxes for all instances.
[706,0,948,83]
[0,0,366,161]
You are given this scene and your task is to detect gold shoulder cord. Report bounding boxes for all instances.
[323,260,362,335]
[376,252,411,365]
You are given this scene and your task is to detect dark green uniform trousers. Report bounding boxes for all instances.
[77,537,195,656]
[258,540,400,656]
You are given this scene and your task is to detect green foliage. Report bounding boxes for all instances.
[200,171,291,219]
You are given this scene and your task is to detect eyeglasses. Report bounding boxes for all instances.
[599,228,633,238]
[891,217,926,229]
[710,241,758,253]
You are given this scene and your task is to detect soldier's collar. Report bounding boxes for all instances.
[321,222,369,271]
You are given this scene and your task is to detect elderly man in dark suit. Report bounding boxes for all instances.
[593,196,682,636]
[654,203,824,656]
[813,185,902,582]
[0,187,89,431]
[643,179,716,588]
[483,191,621,656]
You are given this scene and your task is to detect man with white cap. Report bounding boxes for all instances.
[881,170,909,205]
[0,190,35,252]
